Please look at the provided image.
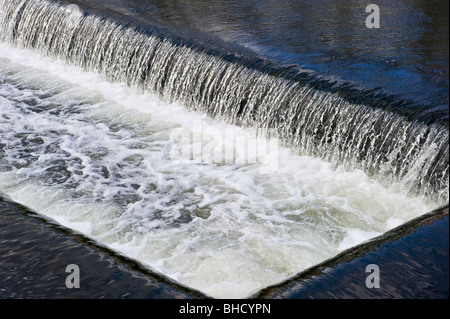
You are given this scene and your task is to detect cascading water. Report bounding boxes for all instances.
[1,0,448,201]
[0,0,448,298]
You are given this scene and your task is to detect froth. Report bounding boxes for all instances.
[0,43,435,298]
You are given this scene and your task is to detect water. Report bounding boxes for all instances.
[1,0,447,200]
[255,209,449,299]
[0,0,448,298]
[0,195,207,299]
[68,0,449,112]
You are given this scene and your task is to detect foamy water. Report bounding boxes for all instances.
[0,43,435,298]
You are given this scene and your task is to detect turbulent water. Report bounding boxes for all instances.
[0,0,448,298]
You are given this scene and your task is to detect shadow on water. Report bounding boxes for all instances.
[0,194,209,299]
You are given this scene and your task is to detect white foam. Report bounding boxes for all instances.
[0,42,436,298]
[338,228,382,251]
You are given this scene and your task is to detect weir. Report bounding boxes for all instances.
[0,0,448,203]
[0,0,448,299]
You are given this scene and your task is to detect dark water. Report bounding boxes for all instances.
[72,0,449,117]
[256,206,449,299]
[0,195,207,299]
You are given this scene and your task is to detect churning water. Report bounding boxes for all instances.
[0,0,448,298]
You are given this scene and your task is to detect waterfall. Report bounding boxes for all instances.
[0,0,448,203]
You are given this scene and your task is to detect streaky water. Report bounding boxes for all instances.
[0,0,448,298]
[0,0,448,202]
[112,0,449,110]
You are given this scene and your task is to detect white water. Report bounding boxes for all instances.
[1,0,448,203]
[0,43,436,298]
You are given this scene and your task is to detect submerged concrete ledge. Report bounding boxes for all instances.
[1,194,448,299]
[254,205,449,299]
[0,195,209,299]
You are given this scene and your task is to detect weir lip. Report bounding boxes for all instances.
[1,194,448,299]
[0,194,210,299]
[253,205,449,299]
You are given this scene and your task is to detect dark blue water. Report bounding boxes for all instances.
[255,206,449,299]
[73,0,449,118]
[0,195,207,299]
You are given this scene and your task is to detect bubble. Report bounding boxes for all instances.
[63,4,82,29]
